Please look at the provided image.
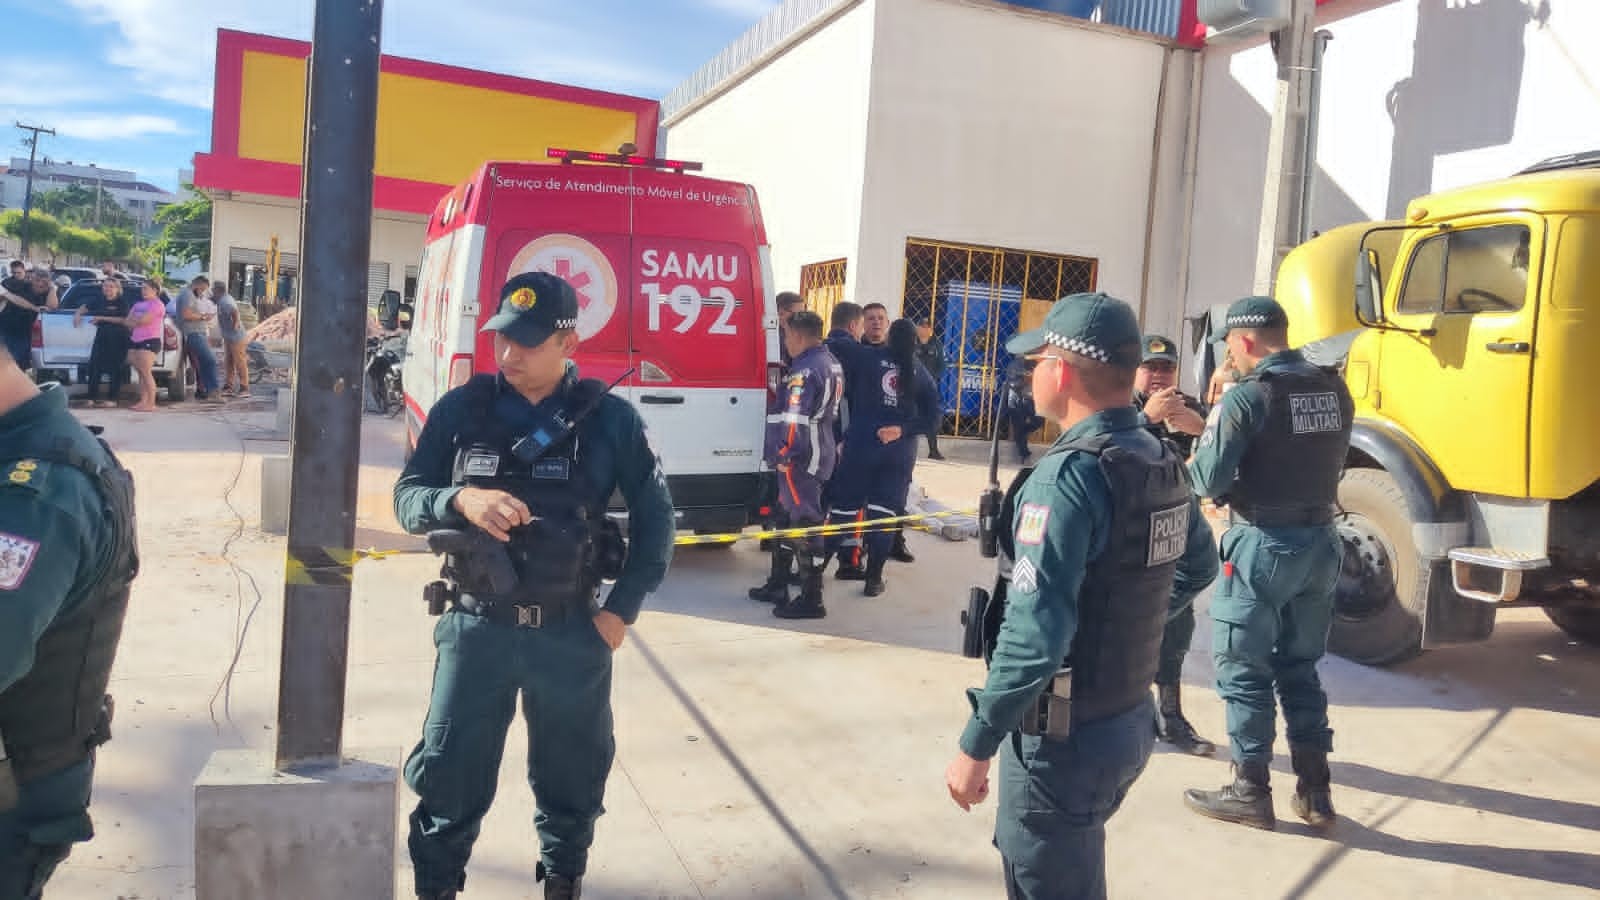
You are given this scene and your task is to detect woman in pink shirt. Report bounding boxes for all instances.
[127,280,166,412]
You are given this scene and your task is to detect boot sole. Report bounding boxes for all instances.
[773,609,826,619]
[1160,737,1217,757]
[1183,793,1275,831]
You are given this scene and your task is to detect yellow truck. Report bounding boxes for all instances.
[1273,153,1600,664]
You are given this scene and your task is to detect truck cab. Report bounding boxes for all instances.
[1275,154,1600,663]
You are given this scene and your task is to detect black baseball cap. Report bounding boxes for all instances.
[481,272,580,348]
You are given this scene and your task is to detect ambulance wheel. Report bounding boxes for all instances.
[1545,605,1600,647]
[1329,468,1424,666]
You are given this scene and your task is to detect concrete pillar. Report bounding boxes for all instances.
[261,455,290,535]
[275,387,294,435]
[194,749,399,900]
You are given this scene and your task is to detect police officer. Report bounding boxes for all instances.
[0,341,139,899]
[1134,335,1207,458]
[1183,296,1352,832]
[1133,334,1215,755]
[946,293,1216,900]
[825,320,939,597]
[748,311,843,618]
[394,272,675,900]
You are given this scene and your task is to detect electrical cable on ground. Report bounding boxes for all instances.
[203,401,267,740]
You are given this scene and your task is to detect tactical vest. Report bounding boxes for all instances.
[995,430,1191,725]
[1227,364,1354,521]
[0,432,139,783]
[450,375,607,610]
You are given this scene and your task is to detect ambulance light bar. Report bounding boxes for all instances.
[546,148,703,172]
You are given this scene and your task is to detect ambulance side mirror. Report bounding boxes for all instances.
[378,289,402,331]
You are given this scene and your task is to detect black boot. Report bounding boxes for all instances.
[1184,760,1275,830]
[863,553,887,597]
[1154,683,1215,756]
[417,893,456,900]
[748,544,794,604]
[775,552,827,619]
[834,548,867,581]
[889,529,915,563]
[544,874,582,900]
[1290,747,1336,828]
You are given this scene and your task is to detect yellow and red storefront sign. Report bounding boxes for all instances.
[193,30,660,216]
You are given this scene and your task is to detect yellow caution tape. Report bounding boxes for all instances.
[284,546,409,586]
[281,508,977,582]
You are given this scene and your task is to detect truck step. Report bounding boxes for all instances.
[1446,547,1549,570]
[1448,548,1548,604]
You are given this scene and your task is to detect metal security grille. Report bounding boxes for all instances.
[901,239,1097,438]
[799,258,848,324]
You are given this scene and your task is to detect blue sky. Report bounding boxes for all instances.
[5,0,780,193]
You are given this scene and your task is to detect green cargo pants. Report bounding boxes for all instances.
[0,758,94,900]
[405,609,615,896]
[1210,523,1341,764]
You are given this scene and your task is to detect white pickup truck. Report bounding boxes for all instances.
[34,279,201,401]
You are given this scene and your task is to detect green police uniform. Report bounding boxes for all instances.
[0,384,138,900]
[394,273,674,900]
[1132,334,1217,755]
[1183,296,1353,831]
[961,295,1217,900]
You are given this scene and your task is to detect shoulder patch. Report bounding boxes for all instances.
[0,531,41,590]
[1016,503,1050,546]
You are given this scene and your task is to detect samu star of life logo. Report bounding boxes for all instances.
[0,531,41,591]
[507,234,619,340]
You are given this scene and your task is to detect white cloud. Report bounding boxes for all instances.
[697,0,781,17]
[53,114,189,140]
[60,0,684,109]
[0,60,115,107]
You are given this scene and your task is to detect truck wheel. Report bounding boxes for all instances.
[168,350,189,403]
[1545,606,1600,646]
[1330,468,1425,665]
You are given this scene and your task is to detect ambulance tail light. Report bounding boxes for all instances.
[546,148,703,173]
[447,354,474,390]
[766,363,784,406]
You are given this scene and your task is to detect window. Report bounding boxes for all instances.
[1396,225,1530,315]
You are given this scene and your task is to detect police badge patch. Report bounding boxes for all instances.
[462,451,500,478]
[1016,503,1050,545]
[0,532,41,590]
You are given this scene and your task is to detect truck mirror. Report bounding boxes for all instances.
[1355,249,1383,325]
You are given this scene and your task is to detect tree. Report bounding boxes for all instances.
[152,186,211,269]
[34,184,138,231]
[0,209,61,259]
[54,225,113,262]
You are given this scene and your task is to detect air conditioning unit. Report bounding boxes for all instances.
[1199,0,1291,42]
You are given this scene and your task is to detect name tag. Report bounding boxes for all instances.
[532,458,571,481]
[1147,503,1190,567]
[1289,392,1342,434]
[462,451,500,478]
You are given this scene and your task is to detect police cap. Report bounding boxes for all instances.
[481,272,581,347]
[1004,292,1142,369]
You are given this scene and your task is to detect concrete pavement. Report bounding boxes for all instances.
[45,400,1600,899]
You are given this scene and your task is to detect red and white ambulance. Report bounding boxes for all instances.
[402,149,780,534]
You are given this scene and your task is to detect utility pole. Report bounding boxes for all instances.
[93,165,104,228]
[1251,0,1318,294]
[15,122,55,259]
[276,0,384,770]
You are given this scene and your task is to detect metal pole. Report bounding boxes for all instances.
[276,0,384,771]
[1251,0,1317,295]
[15,123,54,259]
[1299,29,1334,245]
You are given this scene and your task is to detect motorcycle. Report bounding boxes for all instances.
[365,333,406,417]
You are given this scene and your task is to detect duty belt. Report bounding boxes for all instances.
[455,593,593,629]
[1228,503,1335,528]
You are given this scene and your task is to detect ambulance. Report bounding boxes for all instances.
[402,149,780,535]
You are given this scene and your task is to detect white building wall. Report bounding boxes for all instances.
[855,0,1173,313]
[663,1,877,296]
[1185,0,1600,317]
[209,195,426,300]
